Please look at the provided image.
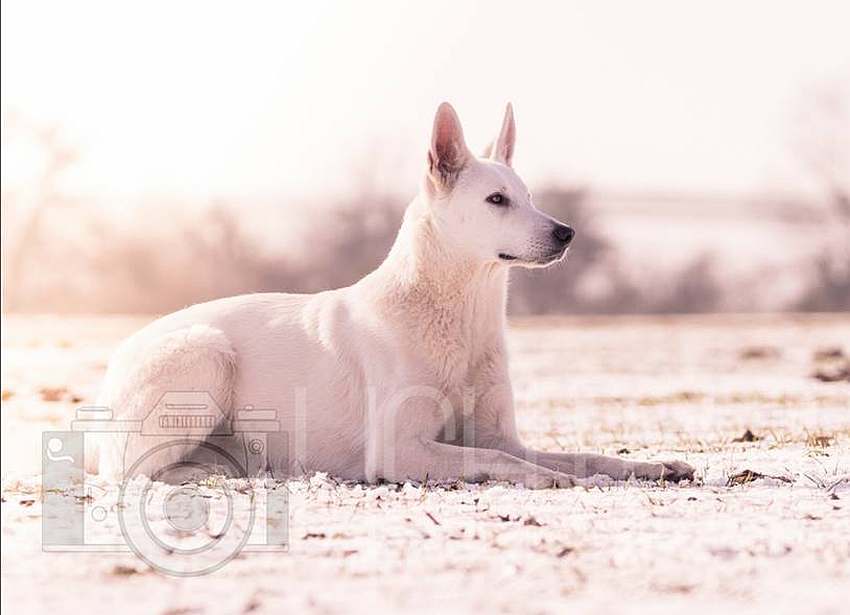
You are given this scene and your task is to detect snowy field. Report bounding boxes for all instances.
[2,314,849,614]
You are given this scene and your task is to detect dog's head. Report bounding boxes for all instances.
[423,102,574,267]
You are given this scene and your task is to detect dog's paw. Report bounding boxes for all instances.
[633,459,695,483]
[657,459,695,482]
[523,471,577,489]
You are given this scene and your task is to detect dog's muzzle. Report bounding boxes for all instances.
[537,223,574,263]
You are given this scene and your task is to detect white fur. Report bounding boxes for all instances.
[94,103,694,488]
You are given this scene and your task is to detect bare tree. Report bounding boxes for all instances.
[792,81,850,311]
[3,117,79,310]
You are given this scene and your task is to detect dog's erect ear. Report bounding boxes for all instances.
[428,102,471,190]
[488,103,516,166]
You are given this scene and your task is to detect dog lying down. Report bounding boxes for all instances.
[90,103,694,488]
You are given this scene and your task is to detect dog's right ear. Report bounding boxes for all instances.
[427,102,471,191]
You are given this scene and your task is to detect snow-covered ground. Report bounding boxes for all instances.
[2,314,849,614]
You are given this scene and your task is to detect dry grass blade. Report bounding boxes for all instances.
[424,511,441,526]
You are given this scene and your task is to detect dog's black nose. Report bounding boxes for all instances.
[552,224,575,245]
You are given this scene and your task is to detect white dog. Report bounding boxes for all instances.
[92,103,694,488]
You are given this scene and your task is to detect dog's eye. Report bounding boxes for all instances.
[486,192,507,206]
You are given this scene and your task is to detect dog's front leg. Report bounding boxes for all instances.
[467,372,694,482]
[368,380,574,488]
[508,447,695,482]
[380,438,576,489]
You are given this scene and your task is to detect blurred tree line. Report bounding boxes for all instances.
[0,179,818,316]
[2,84,848,315]
[0,170,729,315]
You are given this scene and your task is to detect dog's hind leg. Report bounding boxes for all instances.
[94,325,239,482]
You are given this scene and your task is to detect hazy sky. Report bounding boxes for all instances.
[2,0,849,201]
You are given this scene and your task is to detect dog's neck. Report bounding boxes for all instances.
[361,196,509,377]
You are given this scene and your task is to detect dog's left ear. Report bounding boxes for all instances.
[486,103,516,166]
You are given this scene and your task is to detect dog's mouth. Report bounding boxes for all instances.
[499,247,570,265]
[498,248,570,268]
